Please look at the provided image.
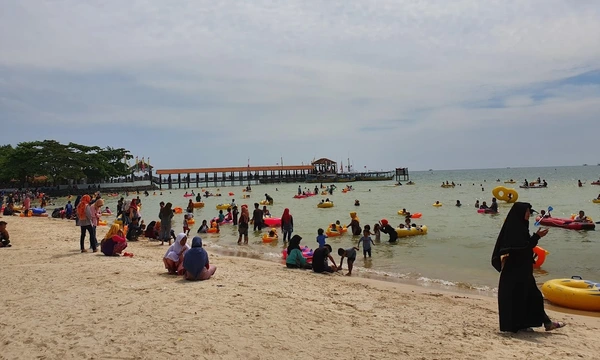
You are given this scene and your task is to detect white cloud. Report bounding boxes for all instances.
[1,0,600,169]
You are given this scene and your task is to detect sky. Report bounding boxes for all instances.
[1,0,600,172]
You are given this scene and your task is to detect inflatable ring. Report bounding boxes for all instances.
[187,218,195,225]
[492,186,519,203]
[192,202,204,208]
[216,204,231,210]
[395,225,428,238]
[259,200,272,206]
[541,277,600,311]
[207,227,219,233]
[173,207,183,214]
[533,246,548,268]
[432,203,442,207]
[242,194,251,199]
[98,220,107,226]
[326,226,347,237]
[317,202,334,208]
[592,199,600,204]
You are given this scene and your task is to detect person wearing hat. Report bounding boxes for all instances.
[378,219,397,242]
[491,202,565,333]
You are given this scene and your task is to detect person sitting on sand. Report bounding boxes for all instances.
[574,210,592,223]
[378,219,398,242]
[312,244,338,274]
[0,221,11,248]
[127,217,143,241]
[479,201,488,210]
[163,233,190,275]
[183,237,217,281]
[286,235,312,269]
[197,220,209,233]
[144,221,158,239]
[101,224,128,256]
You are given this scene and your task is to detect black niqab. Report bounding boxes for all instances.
[491,202,532,272]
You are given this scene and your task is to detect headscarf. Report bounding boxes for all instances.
[491,202,534,272]
[281,208,291,223]
[160,202,173,218]
[380,218,388,226]
[104,224,121,241]
[286,235,302,255]
[164,233,189,261]
[349,212,359,222]
[183,236,208,278]
[241,206,249,221]
[77,195,91,220]
[74,195,82,209]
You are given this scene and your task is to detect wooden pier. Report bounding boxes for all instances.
[155,165,314,189]
[395,168,410,182]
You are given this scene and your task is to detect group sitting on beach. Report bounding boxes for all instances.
[163,233,216,281]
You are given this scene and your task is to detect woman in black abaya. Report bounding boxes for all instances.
[491,202,565,333]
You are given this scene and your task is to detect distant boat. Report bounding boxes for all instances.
[428,169,433,171]
[583,164,588,166]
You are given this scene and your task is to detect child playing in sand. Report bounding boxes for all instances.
[183,214,190,235]
[338,246,359,276]
[357,229,375,258]
[316,228,327,248]
[0,221,11,247]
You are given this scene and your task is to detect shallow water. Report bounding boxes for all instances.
[91,165,600,293]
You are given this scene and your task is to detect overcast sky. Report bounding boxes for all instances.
[1,0,599,171]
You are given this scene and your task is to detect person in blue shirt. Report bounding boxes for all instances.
[65,200,73,219]
[357,229,375,258]
[316,228,327,248]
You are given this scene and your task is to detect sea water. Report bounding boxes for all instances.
[95,165,600,294]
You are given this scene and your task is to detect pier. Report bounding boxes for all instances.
[155,165,314,189]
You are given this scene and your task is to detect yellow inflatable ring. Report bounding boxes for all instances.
[216,204,231,210]
[317,202,334,208]
[432,203,442,207]
[541,277,600,311]
[492,186,519,203]
[593,199,600,204]
[326,226,347,237]
[395,225,428,238]
[259,200,272,206]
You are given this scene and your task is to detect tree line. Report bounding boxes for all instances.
[0,140,133,187]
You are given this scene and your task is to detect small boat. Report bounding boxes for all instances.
[536,217,595,230]
[519,185,546,189]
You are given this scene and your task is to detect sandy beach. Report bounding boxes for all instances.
[0,216,598,360]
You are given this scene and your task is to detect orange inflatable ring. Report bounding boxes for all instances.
[207,227,218,233]
[187,218,195,225]
[533,246,548,269]
[173,207,183,214]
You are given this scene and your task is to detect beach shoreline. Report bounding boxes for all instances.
[1,216,599,359]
